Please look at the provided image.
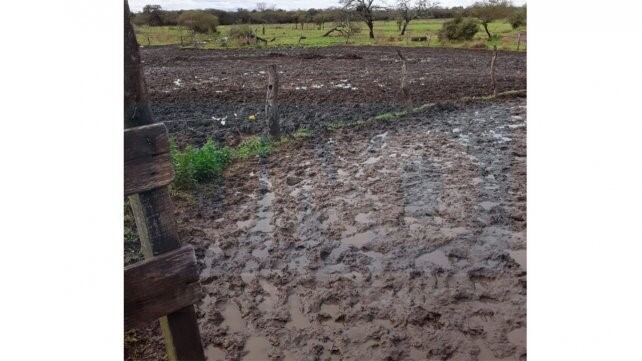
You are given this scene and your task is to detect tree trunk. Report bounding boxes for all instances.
[400,20,409,36]
[490,46,498,97]
[124,2,205,360]
[367,20,374,39]
[516,32,521,51]
[265,64,281,138]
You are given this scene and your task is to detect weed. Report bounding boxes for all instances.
[232,136,272,159]
[171,139,232,189]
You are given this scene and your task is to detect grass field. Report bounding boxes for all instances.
[135,19,526,51]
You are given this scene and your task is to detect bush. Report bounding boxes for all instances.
[509,10,526,29]
[178,11,219,33]
[229,24,255,40]
[171,140,231,189]
[439,17,479,41]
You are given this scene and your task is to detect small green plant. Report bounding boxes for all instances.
[233,136,272,159]
[170,139,232,189]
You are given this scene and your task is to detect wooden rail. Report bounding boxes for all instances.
[124,245,202,330]
[123,123,206,361]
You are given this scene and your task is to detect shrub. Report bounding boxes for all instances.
[171,140,231,189]
[229,24,255,40]
[509,10,526,29]
[439,17,479,41]
[178,11,219,33]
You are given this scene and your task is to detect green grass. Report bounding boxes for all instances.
[135,19,525,51]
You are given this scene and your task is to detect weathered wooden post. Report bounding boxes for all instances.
[396,50,410,104]
[516,32,521,51]
[124,2,205,360]
[265,64,281,138]
[490,45,498,97]
[427,34,432,47]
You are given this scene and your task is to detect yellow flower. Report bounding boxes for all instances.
[248,114,256,121]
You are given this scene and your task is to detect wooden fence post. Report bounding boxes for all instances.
[516,32,521,51]
[490,45,498,97]
[396,50,410,104]
[265,64,281,138]
[124,2,205,360]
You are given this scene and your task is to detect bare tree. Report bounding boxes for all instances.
[256,2,267,11]
[396,0,439,36]
[339,0,379,39]
[323,12,362,44]
[471,0,512,97]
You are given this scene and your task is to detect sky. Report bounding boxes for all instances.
[129,0,526,12]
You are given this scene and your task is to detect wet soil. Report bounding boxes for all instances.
[127,99,525,361]
[126,45,526,361]
[140,46,526,147]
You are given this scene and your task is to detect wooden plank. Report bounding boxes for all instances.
[125,246,202,330]
[124,123,174,196]
[125,2,205,359]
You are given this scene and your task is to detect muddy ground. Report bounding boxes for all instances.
[126,46,526,361]
[140,46,525,147]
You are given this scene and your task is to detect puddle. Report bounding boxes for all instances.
[507,327,526,347]
[342,230,376,247]
[409,347,425,361]
[355,212,374,224]
[320,303,343,328]
[205,345,226,361]
[509,249,526,269]
[283,351,297,361]
[242,336,270,361]
[415,249,451,269]
[258,279,278,313]
[363,156,381,165]
[222,302,244,333]
[236,219,254,230]
[251,192,274,234]
[479,201,499,211]
[286,294,310,329]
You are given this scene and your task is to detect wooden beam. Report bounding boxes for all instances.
[124,2,205,359]
[125,246,202,330]
[124,123,174,196]
[265,64,281,139]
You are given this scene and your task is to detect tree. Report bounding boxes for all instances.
[142,4,164,26]
[339,0,379,39]
[322,11,362,44]
[396,0,439,36]
[471,0,513,97]
[178,11,219,33]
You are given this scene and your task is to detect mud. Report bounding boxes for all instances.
[140,46,526,147]
[158,98,526,361]
[126,45,527,361]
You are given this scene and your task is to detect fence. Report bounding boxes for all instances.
[124,122,205,361]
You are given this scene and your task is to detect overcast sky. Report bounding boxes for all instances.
[129,0,526,12]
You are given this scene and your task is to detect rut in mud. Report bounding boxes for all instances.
[154,98,528,361]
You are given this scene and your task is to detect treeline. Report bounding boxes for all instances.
[132,4,480,27]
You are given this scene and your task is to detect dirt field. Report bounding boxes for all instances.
[126,46,526,361]
[141,46,526,147]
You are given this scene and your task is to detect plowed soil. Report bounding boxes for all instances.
[126,45,526,361]
[140,46,525,147]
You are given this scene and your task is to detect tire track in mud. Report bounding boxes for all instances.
[180,99,526,361]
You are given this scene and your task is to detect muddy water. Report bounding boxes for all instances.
[187,99,526,361]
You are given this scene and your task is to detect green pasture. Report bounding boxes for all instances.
[135,19,526,51]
